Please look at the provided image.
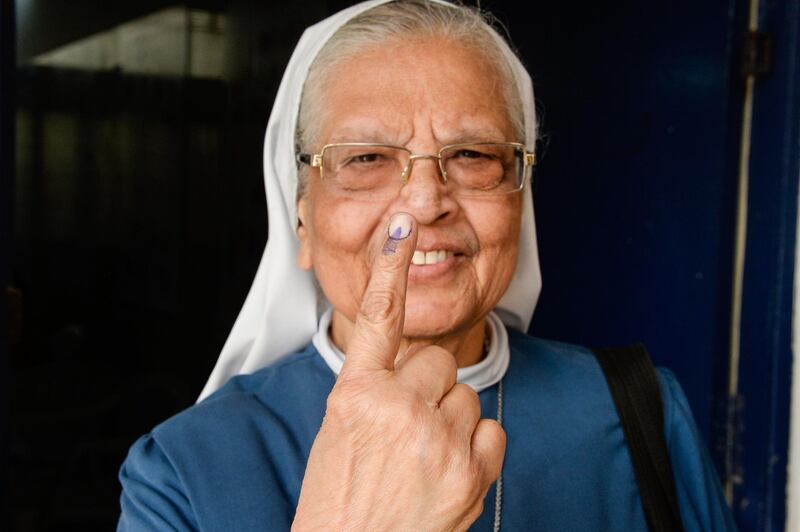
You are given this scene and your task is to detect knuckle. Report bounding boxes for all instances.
[487,420,507,448]
[325,383,375,423]
[459,384,481,415]
[467,500,485,522]
[420,345,458,376]
[447,480,480,513]
[476,419,507,456]
[441,384,481,424]
[358,287,400,325]
[455,381,479,401]
[336,383,421,426]
[324,389,354,423]
[380,247,406,267]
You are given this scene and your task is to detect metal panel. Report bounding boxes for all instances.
[735,0,800,529]
[506,0,742,466]
[500,0,799,528]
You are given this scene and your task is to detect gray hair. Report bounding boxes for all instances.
[295,0,527,195]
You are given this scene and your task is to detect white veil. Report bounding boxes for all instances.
[198,0,542,401]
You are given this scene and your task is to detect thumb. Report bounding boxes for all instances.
[471,419,507,486]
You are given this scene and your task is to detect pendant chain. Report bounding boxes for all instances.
[493,378,504,532]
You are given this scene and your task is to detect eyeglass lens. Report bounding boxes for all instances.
[321,143,526,196]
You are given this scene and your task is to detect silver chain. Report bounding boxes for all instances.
[493,378,504,532]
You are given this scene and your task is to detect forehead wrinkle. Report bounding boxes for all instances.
[324,117,413,146]
[321,40,514,150]
[431,115,511,146]
[321,66,416,146]
[326,99,513,148]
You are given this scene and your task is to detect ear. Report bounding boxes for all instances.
[296,196,313,271]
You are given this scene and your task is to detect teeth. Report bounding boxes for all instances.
[411,250,455,265]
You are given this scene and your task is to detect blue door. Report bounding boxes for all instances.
[500,0,800,530]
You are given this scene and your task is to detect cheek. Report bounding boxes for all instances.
[308,194,387,311]
[468,198,522,294]
[311,198,373,253]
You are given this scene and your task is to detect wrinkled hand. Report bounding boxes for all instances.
[292,213,506,532]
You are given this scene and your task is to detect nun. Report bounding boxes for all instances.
[117,1,736,530]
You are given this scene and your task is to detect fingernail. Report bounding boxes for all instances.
[387,212,413,240]
[383,213,414,255]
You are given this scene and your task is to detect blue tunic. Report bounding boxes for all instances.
[117,330,736,531]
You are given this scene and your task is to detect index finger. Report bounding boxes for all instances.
[342,212,417,373]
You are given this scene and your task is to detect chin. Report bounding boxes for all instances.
[401,298,475,339]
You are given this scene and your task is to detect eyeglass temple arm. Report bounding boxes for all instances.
[525,152,536,167]
[295,152,323,167]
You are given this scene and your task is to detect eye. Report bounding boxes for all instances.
[344,152,385,165]
[453,149,488,160]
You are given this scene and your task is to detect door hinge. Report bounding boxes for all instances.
[740,30,774,78]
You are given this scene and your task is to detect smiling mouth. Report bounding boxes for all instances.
[411,250,458,265]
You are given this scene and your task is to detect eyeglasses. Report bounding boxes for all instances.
[296,142,535,198]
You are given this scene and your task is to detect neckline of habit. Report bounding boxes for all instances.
[311,308,511,393]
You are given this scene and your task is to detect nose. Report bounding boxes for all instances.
[396,154,455,225]
[400,154,445,184]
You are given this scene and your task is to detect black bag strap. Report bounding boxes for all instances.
[592,344,684,532]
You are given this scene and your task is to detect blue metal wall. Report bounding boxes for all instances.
[508,0,741,453]
[736,1,799,530]
[491,0,799,529]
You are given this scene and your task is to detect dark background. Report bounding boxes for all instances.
[4,0,799,530]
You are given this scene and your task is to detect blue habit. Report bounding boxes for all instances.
[117,329,736,531]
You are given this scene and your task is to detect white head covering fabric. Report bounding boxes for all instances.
[198,0,542,401]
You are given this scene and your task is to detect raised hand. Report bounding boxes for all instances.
[292,212,506,532]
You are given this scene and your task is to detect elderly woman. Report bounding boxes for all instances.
[117,1,735,530]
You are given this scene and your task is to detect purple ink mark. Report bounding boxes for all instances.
[383,213,412,254]
[382,238,399,255]
[387,214,412,240]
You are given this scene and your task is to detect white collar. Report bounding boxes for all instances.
[312,308,510,393]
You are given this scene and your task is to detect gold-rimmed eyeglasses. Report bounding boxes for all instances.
[296,142,535,198]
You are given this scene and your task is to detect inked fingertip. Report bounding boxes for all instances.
[387,212,414,241]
